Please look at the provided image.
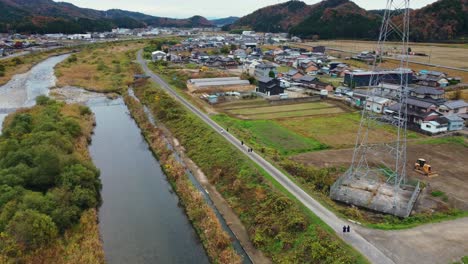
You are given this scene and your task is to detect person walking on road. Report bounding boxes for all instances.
[343,225,347,233]
[347,225,350,233]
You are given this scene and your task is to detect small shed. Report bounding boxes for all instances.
[208,95,218,104]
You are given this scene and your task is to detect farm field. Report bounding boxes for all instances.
[219,100,346,120]
[302,40,468,69]
[213,114,326,155]
[292,40,468,81]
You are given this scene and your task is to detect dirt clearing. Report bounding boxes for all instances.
[292,143,468,209]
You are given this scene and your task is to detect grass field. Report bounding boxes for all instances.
[277,112,420,149]
[213,114,326,155]
[221,101,345,120]
[55,41,145,92]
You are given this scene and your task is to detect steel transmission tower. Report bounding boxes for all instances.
[331,0,420,217]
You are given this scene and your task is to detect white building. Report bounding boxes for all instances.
[365,96,393,114]
[151,51,167,62]
[421,117,449,134]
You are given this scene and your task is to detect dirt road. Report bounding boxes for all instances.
[356,217,468,264]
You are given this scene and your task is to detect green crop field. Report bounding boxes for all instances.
[213,115,326,155]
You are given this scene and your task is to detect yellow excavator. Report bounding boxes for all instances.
[414,158,438,177]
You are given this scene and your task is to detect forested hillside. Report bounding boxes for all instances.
[230,0,468,42]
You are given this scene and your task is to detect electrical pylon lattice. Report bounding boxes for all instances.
[330,0,420,218]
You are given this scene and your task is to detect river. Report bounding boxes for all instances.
[88,98,210,264]
[0,54,70,132]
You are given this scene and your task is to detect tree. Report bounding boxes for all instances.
[220,45,230,54]
[269,70,276,78]
[230,44,237,51]
[5,210,58,250]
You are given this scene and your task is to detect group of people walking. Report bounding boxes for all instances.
[342,225,351,233]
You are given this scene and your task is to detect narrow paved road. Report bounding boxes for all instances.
[136,50,394,264]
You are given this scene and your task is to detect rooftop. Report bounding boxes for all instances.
[258,77,274,83]
[410,86,444,95]
[443,100,468,109]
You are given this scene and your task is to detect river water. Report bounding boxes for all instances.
[0,56,210,263]
[0,54,70,132]
[88,98,209,264]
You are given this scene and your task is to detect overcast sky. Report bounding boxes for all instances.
[55,0,439,18]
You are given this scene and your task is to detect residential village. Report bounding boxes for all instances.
[148,31,468,136]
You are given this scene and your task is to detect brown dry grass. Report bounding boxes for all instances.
[446,89,468,101]
[55,42,145,92]
[11,209,105,264]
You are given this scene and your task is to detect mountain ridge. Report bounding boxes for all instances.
[230,0,467,42]
[0,0,215,33]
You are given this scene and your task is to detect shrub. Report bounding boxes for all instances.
[36,95,50,106]
[12,58,23,65]
[431,190,445,197]
[5,210,58,250]
[67,55,78,63]
[79,105,92,116]
[0,99,101,254]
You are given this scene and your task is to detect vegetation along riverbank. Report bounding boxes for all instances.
[0,96,103,263]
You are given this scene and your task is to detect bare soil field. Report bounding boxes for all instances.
[218,99,347,120]
[292,143,468,209]
[356,217,468,264]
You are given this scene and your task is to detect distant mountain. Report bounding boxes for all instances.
[0,0,214,33]
[230,0,468,42]
[210,16,240,27]
[233,1,314,33]
[290,0,380,39]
